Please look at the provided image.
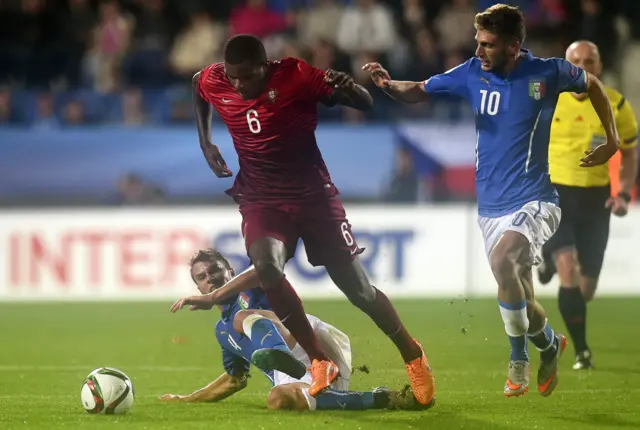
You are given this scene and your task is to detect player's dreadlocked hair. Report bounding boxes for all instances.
[188,248,232,272]
[224,34,267,65]
[474,4,526,44]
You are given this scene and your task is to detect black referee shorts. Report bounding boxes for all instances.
[544,184,611,278]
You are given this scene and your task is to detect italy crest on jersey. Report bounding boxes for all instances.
[238,293,250,309]
[529,80,546,100]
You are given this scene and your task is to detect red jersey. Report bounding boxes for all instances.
[198,58,339,203]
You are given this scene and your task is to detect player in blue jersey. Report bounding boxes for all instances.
[160,248,425,411]
[363,4,620,398]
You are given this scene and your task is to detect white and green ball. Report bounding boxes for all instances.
[80,367,134,414]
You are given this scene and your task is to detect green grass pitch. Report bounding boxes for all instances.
[0,298,638,429]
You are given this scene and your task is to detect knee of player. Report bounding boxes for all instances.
[489,249,517,282]
[253,257,285,288]
[490,239,528,283]
[555,251,579,276]
[233,309,254,334]
[266,386,301,411]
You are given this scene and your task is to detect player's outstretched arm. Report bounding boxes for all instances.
[192,71,232,178]
[323,70,373,111]
[580,72,620,167]
[159,373,248,403]
[169,266,259,313]
[205,265,259,305]
[362,63,428,104]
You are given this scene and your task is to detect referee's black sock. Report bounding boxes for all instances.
[558,287,588,353]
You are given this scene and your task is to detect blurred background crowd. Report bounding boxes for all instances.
[1,0,639,125]
[1,0,639,205]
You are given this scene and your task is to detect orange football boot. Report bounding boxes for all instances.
[404,339,436,406]
[309,359,340,397]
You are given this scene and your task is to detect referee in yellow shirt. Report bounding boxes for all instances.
[538,41,638,370]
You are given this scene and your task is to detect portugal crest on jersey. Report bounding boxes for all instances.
[529,80,546,100]
[268,89,278,103]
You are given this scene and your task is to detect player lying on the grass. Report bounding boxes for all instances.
[363,4,620,397]
[161,249,425,411]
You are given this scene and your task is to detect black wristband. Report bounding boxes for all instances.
[618,191,632,203]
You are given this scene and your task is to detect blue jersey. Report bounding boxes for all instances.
[424,50,588,217]
[214,287,275,383]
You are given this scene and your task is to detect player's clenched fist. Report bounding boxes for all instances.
[203,144,233,178]
[362,63,391,88]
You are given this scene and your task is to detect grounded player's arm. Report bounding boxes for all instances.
[207,266,259,304]
[619,145,638,195]
[160,373,248,403]
[585,73,620,149]
[170,266,259,312]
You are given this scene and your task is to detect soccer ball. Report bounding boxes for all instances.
[80,367,135,414]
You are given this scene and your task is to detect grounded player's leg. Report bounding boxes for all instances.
[269,384,421,411]
[249,238,331,365]
[324,258,435,406]
[233,311,306,379]
[490,231,531,397]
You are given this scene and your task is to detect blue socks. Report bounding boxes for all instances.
[243,317,289,352]
[316,389,389,410]
[499,299,529,362]
[528,319,558,362]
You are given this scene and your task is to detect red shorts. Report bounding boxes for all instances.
[239,197,363,267]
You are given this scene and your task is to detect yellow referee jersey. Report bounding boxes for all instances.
[549,87,638,187]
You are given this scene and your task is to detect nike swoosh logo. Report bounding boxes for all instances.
[221,98,232,103]
[350,248,358,256]
[337,401,347,409]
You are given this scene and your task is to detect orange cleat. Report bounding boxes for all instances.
[404,339,436,405]
[309,359,340,397]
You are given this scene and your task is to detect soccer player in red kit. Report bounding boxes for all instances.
[190,34,435,406]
